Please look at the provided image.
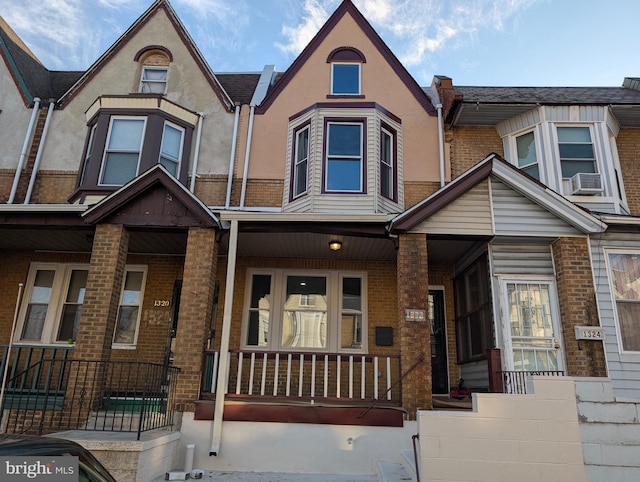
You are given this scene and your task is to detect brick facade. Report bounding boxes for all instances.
[397,233,431,417]
[551,236,607,377]
[615,128,640,216]
[447,126,504,179]
[173,227,219,408]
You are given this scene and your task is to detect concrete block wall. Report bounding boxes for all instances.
[575,378,640,482]
[417,376,585,482]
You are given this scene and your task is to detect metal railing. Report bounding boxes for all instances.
[500,370,565,394]
[203,349,402,404]
[1,357,179,440]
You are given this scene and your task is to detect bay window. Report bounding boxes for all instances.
[243,269,367,353]
[380,125,395,199]
[100,117,146,185]
[292,124,309,198]
[557,126,597,178]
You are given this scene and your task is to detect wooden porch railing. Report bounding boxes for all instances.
[202,350,402,404]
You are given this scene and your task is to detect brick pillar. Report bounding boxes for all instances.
[551,236,607,377]
[397,233,432,418]
[74,223,129,361]
[64,223,129,429]
[173,227,218,409]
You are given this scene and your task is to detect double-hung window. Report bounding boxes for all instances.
[100,117,146,185]
[557,126,597,178]
[380,126,394,199]
[159,121,184,176]
[243,270,366,352]
[325,121,364,192]
[331,63,360,95]
[515,130,540,180]
[139,66,168,94]
[18,264,89,344]
[113,267,147,347]
[608,252,640,352]
[292,125,309,198]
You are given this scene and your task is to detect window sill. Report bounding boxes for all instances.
[326,94,365,99]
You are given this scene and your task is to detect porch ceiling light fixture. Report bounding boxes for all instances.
[328,239,342,251]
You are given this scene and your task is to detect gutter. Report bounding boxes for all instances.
[189,112,205,193]
[225,104,241,208]
[24,99,55,204]
[8,97,40,203]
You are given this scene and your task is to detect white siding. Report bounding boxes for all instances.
[491,242,554,276]
[460,360,489,391]
[492,179,581,236]
[496,109,540,137]
[411,180,493,235]
[590,234,640,399]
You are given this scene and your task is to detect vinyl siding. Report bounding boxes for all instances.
[460,360,489,391]
[492,179,582,236]
[590,233,640,399]
[410,180,493,235]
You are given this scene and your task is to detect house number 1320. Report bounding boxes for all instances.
[154,300,170,307]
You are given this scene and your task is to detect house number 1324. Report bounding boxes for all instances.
[154,300,170,307]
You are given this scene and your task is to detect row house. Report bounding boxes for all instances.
[1,0,640,480]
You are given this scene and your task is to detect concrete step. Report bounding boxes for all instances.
[377,461,413,482]
[400,449,416,479]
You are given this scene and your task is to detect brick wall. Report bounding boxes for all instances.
[447,126,503,179]
[551,236,607,377]
[615,128,640,216]
[404,181,441,209]
[397,233,431,417]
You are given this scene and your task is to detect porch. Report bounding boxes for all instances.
[0,345,179,440]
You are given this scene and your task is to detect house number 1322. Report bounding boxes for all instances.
[154,300,170,307]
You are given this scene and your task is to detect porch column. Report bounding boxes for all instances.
[173,227,219,409]
[551,236,607,377]
[74,223,129,360]
[397,233,432,418]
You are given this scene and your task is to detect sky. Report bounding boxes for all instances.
[1,0,639,88]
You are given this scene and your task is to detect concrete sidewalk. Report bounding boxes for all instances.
[154,471,377,481]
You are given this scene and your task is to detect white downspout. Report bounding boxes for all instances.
[189,113,205,193]
[210,219,238,456]
[24,99,55,204]
[9,98,41,204]
[436,103,445,188]
[225,104,241,208]
[239,105,254,208]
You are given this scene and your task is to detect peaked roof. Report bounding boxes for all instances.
[57,0,234,111]
[82,164,220,228]
[390,154,607,235]
[256,0,436,115]
[0,16,81,105]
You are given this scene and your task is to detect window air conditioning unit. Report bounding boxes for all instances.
[570,172,603,195]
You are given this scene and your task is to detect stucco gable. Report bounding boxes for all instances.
[256,0,435,115]
[57,0,233,111]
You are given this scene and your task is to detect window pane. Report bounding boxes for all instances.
[140,68,167,93]
[21,270,55,341]
[341,278,362,349]
[121,272,143,305]
[283,276,327,348]
[296,129,309,163]
[247,274,271,347]
[516,132,538,170]
[108,119,144,150]
[114,306,139,344]
[327,159,361,191]
[160,124,182,161]
[102,153,139,184]
[558,143,595,159]
[557,126,591,142]
[57,270,88,342]
[381,130,393,197]
[561,160,597,178]
[328,124,361,156]
[617,302,640,351]
[294,128,309,197]
[332,64,360,95]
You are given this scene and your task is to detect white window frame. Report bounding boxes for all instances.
[325,121,364,193]
[158,120,184,177]
[510,128,541,181]
[15,263,89,345]
[139,66,168,94]
[331,63,361,95]
[98,116,146,186]
[293,124,310,198]
[605,249,640,354]
[380,126,394,199]
[553,123,600,195]
[112,265,148,349]
[241,269,367,353]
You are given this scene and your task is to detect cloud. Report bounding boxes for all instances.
[276,0,333,57]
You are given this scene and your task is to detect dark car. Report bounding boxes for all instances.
[0,434,117,482]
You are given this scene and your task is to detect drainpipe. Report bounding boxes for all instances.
[436,103,445,188]
[189,113,205,193]
[225,104,241,208]
[9,98,41,204]
[210,219,238,456]
[239,105,254,208]
[24,99,55,204]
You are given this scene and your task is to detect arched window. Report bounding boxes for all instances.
[327,47,366,96]
[134,46,172,94]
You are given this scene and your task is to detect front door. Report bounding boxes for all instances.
[501,279,564,372]
[429,290,448,394]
